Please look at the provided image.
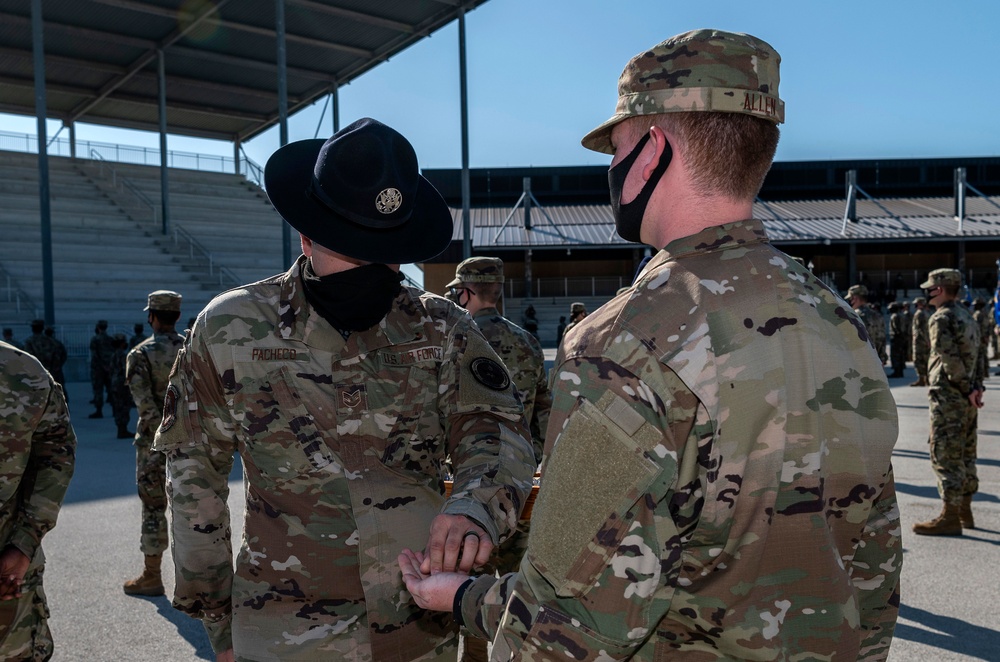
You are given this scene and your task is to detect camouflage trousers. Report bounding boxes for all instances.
[928,387,979,504]
[913,350,929,379]
[0,566,53,661]
[890,338,907,374]
[110,385,132,428]
[460,521,530,662]
[134,441,168,555]
[90,364,111,411]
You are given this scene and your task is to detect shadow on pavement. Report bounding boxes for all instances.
[127,595,215,660]
[895,603,1000,660]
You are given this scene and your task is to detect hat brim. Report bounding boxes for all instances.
[445,276,462,289]
[264,140,453,264]
[919,279,935,289]
[581,114,626,155]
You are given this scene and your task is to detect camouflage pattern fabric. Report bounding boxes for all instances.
[857,305,888,364]
[22,333,62,377]
[973,307,991,381]
[889,310,907,374]
[0,342,76,660]
[109,344,132,428]
[912,307,931,379]
[153,256,535,660]
[90,330,114,410]
[460,220,901,661]
[927,301,982,505]
[126,330,185,556]
[472,307,550,465]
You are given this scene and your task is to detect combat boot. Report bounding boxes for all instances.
[908,376,927,387]
[88,408,103,419]
[123,554,164,596]
[960,496,975,529]
[117,423,134,439]
[912,502,962,536]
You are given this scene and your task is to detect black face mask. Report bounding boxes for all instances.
[302,260,403,334]
[607,132,672,243]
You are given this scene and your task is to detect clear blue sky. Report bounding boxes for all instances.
[2,0,998,171]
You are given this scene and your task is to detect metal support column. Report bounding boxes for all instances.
[848,242,857,289]
[332,83,340,133]
[234,137,241,175]
[459,10,471,260]
[277,0,291,269]
[954,167,966,233]
[67,121,75,159]
[158,49,170,236]
[32,0,54,324]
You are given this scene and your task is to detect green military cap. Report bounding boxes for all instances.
[973,297,986,307]
[920,268,961,289]
[913,297,926,305]
[582,28,784,154]
[97,320,108,328]
[570,302,587,315]
[847,284,868,298]
[887,302,899,311]
[446,257,505,289]
[144,289,183,312]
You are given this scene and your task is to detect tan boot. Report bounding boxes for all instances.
[909,376,927,387]
[960,496,975,530]
[123,554,164,596]
[912,502,962,536]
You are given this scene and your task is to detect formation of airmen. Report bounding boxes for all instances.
[0,25,996,662]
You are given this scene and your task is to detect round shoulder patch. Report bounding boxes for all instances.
[159,384,178,433]
[470,357,511,391]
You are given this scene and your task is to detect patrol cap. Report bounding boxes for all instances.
[570,302,587,315]
[582,29,784,154]
[920,268,962,289]
[847,284,868,298]
[446,256,505,289]
[97,320,108,329]
[913,297,926,305]
[144,290,182,312]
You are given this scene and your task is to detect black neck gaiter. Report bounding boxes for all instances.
[302,260,403,334]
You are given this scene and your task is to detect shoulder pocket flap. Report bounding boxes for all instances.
[528,395,662,598]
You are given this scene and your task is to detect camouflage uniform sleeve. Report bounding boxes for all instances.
[461,355,684,659]
[439,314,536,545]
[528,361,552,466]
[849,467,902,660]
[152,326,237,653]
[929,313,973,394]
[126,348,157,437]
[8,378,77,561]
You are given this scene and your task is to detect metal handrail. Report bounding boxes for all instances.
[85,150,158,224]
[0,264,39,318]
[172,225,242,289]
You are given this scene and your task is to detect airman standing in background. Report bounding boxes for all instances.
[849,284,887,364]
[910,296,931,386]
[122,290,185,598]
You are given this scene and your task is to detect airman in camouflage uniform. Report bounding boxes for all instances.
[22,320,63,388]
[849,284,887,364]
[913,269,984,536]
[122,291,185,598]
[910,296,931,386]
[109,333,134,439]
[0,341,76,661]
[130,323,147,350]
[888,302,907,378]
[88,320,114,419]
[154,119,535,661]
[972,298,991,381]
[446,257,551,662]
[560,302,587,343]
[401,29,901,661]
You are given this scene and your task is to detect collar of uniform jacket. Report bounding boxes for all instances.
[638,218,771,279]
[277,255,422,356]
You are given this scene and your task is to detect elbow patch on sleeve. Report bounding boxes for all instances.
[527,391,667,598]
[459,330,522,412]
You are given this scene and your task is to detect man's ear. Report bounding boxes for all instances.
[300,234,313,257]
[641,126,671,181]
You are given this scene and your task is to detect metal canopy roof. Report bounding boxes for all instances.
[0,0,486,141]
[450,196,1000,250]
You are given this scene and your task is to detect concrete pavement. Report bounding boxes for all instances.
[38,371,999,661]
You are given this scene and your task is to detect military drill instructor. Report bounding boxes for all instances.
[154,118,535,661]
[122,290,185,598]
[0,341,77,660]
[400,28,900,661]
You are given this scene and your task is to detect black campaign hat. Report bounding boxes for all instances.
[264,117,453,264]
